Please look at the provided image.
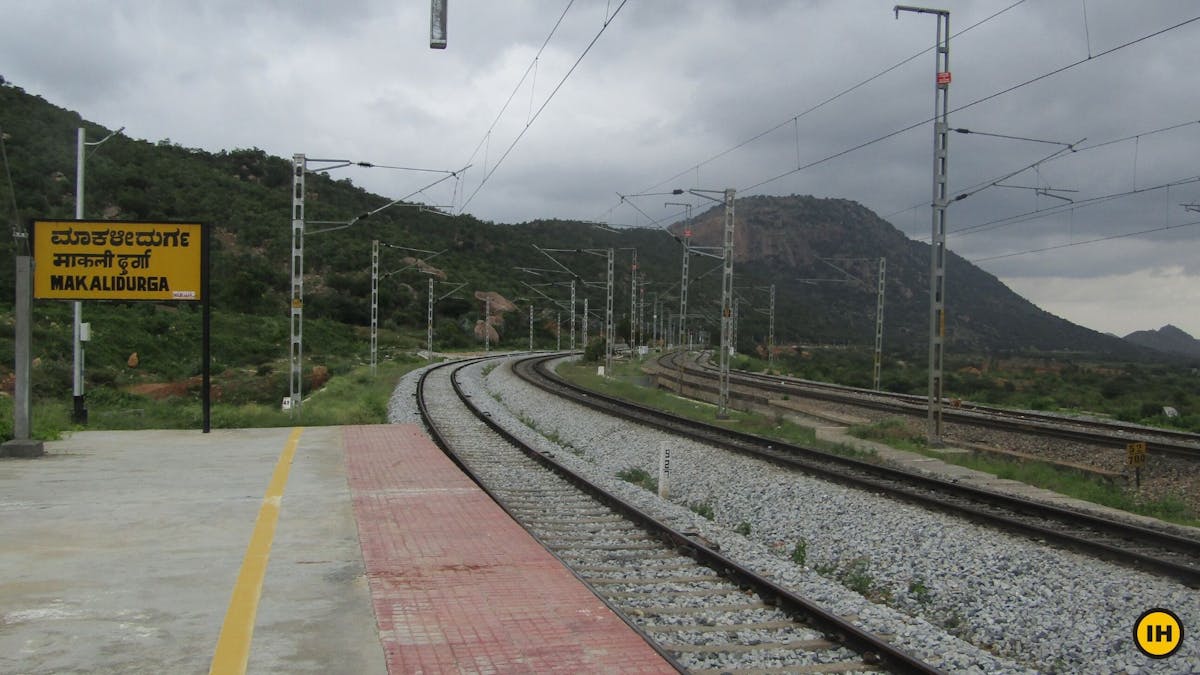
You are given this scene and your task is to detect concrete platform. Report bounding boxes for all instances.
[0,425,673,674]
[0,427,382,674]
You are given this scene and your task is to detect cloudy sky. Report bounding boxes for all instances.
[3,1,1199,338]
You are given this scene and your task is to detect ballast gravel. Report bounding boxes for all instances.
[391,356,1200,674]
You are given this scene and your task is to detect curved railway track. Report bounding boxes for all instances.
[516,353,1200,587]
[662,350,1200,460]
[416,357,943,674]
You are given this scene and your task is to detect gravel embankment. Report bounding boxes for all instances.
[391,356,1200,674]
[750,380,1200,518]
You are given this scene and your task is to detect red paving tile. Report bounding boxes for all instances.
[343,424,676,674]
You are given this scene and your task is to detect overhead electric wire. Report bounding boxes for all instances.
[739,12,1200,196]
[306,169,467,235]
[459,0,628,214]
[972,217,1200,263]
[884,117,1200,221]
[459,1,576,183]
[605,0,1028,220]
[953,174,1200,238]
[950,142,1081,204]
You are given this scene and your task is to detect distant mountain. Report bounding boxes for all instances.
[1123,325,1200,357]
[675,194,1141,355]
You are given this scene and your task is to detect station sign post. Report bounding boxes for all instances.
[31,220,211,432]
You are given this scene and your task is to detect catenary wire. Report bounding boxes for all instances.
[884,118,1200,221]
[604,0,1028,221]
[459,0,629,214]
[972,217,1200,263]
[953,175,1200,238]
[737,14,1200,195]
[458,1,576,198]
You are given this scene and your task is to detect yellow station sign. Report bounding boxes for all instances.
[33,220,204,301]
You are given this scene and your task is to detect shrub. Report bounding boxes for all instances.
[790,539,808,566]
[689,501,714,520]
[583,337,606,363]
[616,466,657,492]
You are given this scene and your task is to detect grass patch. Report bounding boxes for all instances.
[17,357,423,440]
[790,538,808,566]
[558,358,879,465]
[848,418,926,452]
[908,576,932,605]
[562,356,1200,526]
[557,358,830,443]
[689,501,715,520]
[849,419,1200,527]
[816,556,889,603]
[617,466,658,492]
[734,521,752,536]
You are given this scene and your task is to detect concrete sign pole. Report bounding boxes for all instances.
[2,256,44,456]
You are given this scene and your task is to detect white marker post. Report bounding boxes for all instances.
[657,442,671,499]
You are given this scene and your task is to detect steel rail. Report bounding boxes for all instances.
[518,354,1200,587]
[676,351,1200,459]
[418,357,945,674]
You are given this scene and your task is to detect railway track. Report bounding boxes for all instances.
[416,357,943,674]
[517,353,1200,587]
[661,350,1200,460]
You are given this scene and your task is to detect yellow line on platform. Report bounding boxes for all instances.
[209,427,303,675]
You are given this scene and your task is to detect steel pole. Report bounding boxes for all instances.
[874,257,887,391]
[72,129,85,423]
[427,276,435,359]
[606,248,614,375]
[370,240,379,374]
[717,188,736,418]
[629,251,637,350]
[768,283,776,369]
[896,5,950,445]
[289,154,306,416]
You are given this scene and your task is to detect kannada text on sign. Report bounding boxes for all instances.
[33,221,203,301]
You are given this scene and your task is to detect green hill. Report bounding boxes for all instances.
[0,79,1151,415]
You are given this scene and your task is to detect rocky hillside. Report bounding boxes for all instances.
[675,194,1141,355]
[1124,325,1200,357]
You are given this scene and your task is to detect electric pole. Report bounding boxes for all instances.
[768,283,776,369]
[290,154,305,413]
[896,5,951,446]
[606,247,615,374]
[629,250,638,350]
[484,296,491,353]
[718,189,736,418]
[71,126,122,423]
[873,257,887,391]
[427,276,435,359]
[370,240,379,374]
